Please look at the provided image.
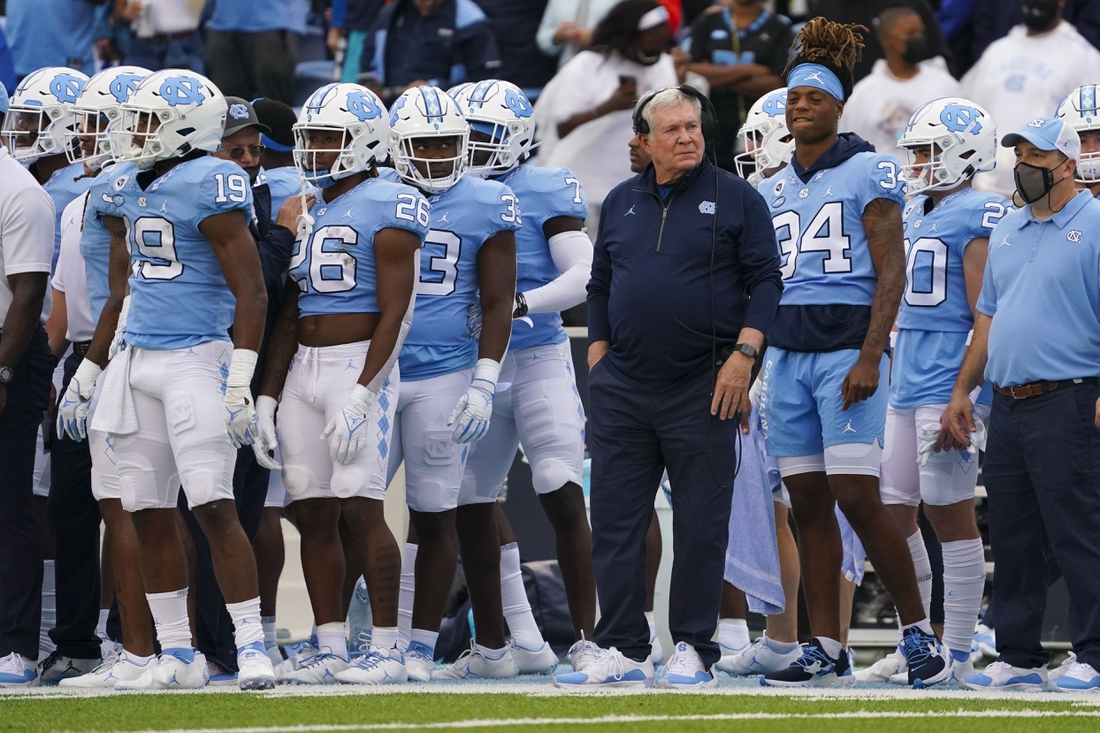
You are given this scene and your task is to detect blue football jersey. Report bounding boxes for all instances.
[82,162,138,322]
[289,176,430,319]
[112,157,255,350]
[891,188,1009,409]
[759,152,906,305]
[45,162,94,273]
[496,164,588,351]
[400,176,522,381]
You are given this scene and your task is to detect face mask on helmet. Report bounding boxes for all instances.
[393,134,467,194]
[294,126,355,188]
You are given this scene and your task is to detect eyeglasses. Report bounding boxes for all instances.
[223,144,266,160]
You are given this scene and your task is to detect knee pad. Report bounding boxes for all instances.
[282,464,312,499]
[531,457,581,495]
[824,441,882,477]
[332,464,384,500]
[116,438,180,511]
[177,442,235,508]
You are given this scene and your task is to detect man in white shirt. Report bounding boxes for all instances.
[962,1,1100,195]
[537,0,623,69]
[841,6,959,164]
[0,87,61,688]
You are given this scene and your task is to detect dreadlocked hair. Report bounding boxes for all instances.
[785,17,867,99]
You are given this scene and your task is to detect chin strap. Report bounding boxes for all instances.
[296,177,316,239]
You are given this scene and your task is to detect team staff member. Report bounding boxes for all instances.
[942,116,1100,693]
[556,86,782,690]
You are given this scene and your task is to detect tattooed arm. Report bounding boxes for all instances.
[842,197,906,411]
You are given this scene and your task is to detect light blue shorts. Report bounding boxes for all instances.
[758,348,889,458]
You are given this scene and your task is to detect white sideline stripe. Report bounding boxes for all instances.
[73,710,1100,733]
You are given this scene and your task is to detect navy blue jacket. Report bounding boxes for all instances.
[588,158,783,390]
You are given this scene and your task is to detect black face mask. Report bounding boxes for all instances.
[902,36,929,65]
[1013,160,1063,204]
[1020,0,1059,32]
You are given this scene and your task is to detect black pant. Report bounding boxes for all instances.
[0,327,53,659]
[983,382,1100,670]
[47,351,102,660]
[204,30,298,105]
[588,364,737,668]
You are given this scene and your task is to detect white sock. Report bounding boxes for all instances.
[409,628,438,656]
[762,631,799,654]
[97,608,110,641]
[145,588,192,651]
[476,642,507,660]
[39,560,56,653]
[371,626,398,653]
[316,621,348,660]
[397,543,417,651]
[122,650,154,665]
[645,611,657,640]
[817,636,843,660]
[906,531,933,618]
[941,538,985,656]
[902,619,935,636]
[718,618,750,651]
[261,616,278,648]
[500,543,544,649]
[225,596,265,649]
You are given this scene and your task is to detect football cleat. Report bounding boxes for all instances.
[509,639,559,675]
[433,642,518,680]
[1049,652,1077,681]
[761,638,854,688]
[36,650,100,685]
[237,642,277,690]
[116,649,206,690]
[567,634,602,672]
[656,642,716,689]
[274,639,319,677]
[0,653,38,687]
[1052,660,1100,691]
[277,651,348,685]
[335,648,407,685]
[554,647,654,689]
[962,660,1048,691]
[901,626,952,688]
[717,634,803,676]
[403,641,435,682]
[59,650,154,688]
[855,646,906,684]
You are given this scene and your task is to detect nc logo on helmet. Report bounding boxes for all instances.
[345,91,382,122]
[761,94,786,118]
[504,89,532,119]
[109,73,144,104]
[49,74,85,104]
[939,105,983,134]
[158,77,205,107]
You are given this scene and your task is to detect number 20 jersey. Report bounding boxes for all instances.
[290,176,430,318]
[400,175,522,382]
[111,156,254,351]
[759,151,906,306]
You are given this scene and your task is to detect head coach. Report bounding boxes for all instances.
[555,86,783,689]
[940,116,1100,691]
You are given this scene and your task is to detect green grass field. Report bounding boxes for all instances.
[4,684,1100,733]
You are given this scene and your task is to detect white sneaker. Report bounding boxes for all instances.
[274,642,319,677]
[554,646,654,689]
[949,655,975,686]
[973,623,997,658]
[433,642,518,680]
[650,633,665,666]
[656,642,716,689]
[962,660,1048,691]
[509,639,559,675]
[335,649,407,685]
[567,634,602,672]
[1049,652,1077,681]
[717,634,802,676]
[117,650,207,690]
[718,641,749,668]
[1053,660,1100,691]
[403,641,434,682]
[277,651,347,685]
[60,650,155,688]
[237,643,276,690]
[854,647,906,684]
[0,652,38,687]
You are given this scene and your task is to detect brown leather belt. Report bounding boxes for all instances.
[73,341,92,357]
[994,378,1097,399]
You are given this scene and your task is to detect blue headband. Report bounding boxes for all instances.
[787,63,844,101]
[261,133,293,152]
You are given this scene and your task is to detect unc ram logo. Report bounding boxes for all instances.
[761,93,786,118]
[49,74,85,104]
[345,91,382,122]
[939,104,983,134]
[158,77,205,107]
[109,73,144,104]
[504,89,532,119]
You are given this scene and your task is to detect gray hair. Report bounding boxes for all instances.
[641,88,702,133]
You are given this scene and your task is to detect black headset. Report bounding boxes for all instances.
[632,84,719,159]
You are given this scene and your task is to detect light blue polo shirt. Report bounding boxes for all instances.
[977,189,1100,386]
[206,0,309,35]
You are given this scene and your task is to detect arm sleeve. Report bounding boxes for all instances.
[586,196,614,343]
[522,228,593,314]
[735,186,783,335]
[1,185,55,277]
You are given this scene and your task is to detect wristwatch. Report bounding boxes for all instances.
[0,366,13,384]
[732,343,758,360]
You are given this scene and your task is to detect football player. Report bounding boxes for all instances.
[253,83,424,686]
[756,18,950,688]
[1057,86,1100,198]
[450,80,591,673]
[385,85,519,681]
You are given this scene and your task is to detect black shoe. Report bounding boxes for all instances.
[901,626,951,688]
[761,638,852,688]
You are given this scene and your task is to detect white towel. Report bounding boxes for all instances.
[90,344,138,436]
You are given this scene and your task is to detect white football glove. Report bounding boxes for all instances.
[321,384,377,464]
[224,349,260,448]
[252,395,282,470]
[56,358,102,441]
[448,359,500,444]
[108,295,130,361]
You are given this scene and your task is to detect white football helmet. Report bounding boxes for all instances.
[1056,85,1100,182]
[735,88,793,186]
[65,66,152,172]
[293,83,389,187]
[389,85,469,194]
[450,79,536,177]
[113,69,226,170]
[898,97,997,195]
[1,67,88,162]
